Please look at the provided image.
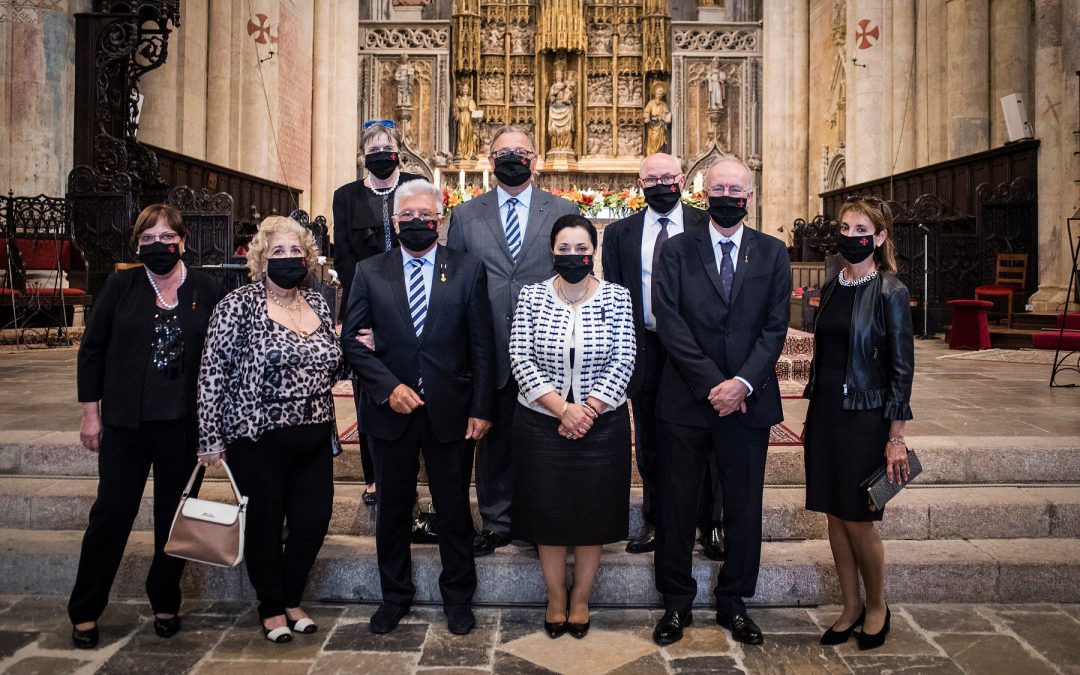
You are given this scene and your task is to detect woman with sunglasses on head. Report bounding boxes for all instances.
[70,204,223,649]
[332,121,423,506]
[802,196,914,651]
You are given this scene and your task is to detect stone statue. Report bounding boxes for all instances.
[482,23,505,53]
[643,85,671,156]
[455,82,480,159]
[707,57,726,110]
[547,59,575,151]
[509,23,532,54]
[394,53,416,108]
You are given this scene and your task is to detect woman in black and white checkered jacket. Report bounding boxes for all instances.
[509,214,636,639]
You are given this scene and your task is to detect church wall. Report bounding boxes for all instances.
[0,0,85,197]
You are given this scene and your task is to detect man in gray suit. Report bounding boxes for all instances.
[446,125,578,556]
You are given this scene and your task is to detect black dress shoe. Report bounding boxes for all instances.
[473,530,511,557]
[716,610,764,645]
[820,606,865,645]
[361,488,378,506]
[445,605,476,635]
[567,619,591,639]
[72,625,99,649]
[652,610,693,645]
[857,606,890,651]
[153,615,181,638]
[625,524,656,554]
[370,603,411,634]
[699,527,725,561]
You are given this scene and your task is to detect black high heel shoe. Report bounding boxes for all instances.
[153,615,181,638]
[820,606,864,645]
[567,619,591,639]
[857,606,890,651]
[544,617,568,639]
[72,625,99,649]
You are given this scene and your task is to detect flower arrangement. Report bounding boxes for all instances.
[442,186,483,214]
[440,184,709,217]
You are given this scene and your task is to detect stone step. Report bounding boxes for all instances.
[4,432,1080,485]
[3,477,1077,542]
[0,528,1077,606]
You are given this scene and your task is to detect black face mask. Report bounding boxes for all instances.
[707,195,748,230]
[266,257,308,289]
[138,241,182,276]
[837,233,877,264]
[493,152,532,187]
[643,183,682,215]
[397,218,440,252]
[553,254,593,284]
[365,151,399,180]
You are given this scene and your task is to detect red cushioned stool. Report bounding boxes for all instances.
[947,299,994,350]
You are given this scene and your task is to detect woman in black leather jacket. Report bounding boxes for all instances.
[802,196,914,651]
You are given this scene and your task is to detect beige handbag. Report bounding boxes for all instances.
[164,460,248,568]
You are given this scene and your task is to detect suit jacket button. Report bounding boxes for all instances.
[505,314,512,321]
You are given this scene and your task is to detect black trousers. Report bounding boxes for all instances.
[68,419,197,624]
[630,330,663,527]
[227,423,334,620]
[475,380,518,537]
[699,454,724,535]
[352,376,379,485]
[654,419,768,614]
[375,408,476,608]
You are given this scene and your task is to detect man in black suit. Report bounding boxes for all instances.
[651,159,791,646]
[601,153,710,555]
[341,179,495,637]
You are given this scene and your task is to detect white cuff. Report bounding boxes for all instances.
[734,376,754,396]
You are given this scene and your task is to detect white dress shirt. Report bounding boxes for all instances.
[641,206,685,331]
[497,184,533,236]
[707,223,753,395]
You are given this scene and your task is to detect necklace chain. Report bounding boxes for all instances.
[367,172,400,196]
[838,268,878,287]
[146,263,186,309]
[557,277,591,306]
[267,287,310,338]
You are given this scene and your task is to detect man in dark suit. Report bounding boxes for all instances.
[651,159,791,646]
[446,125,578,556]
[601,152,710,555]
[341,179,495,637]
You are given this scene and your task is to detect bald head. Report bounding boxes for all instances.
[705,158,753,192]
[639,153,682,178]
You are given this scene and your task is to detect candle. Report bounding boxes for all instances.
[693,172,704,195]
[483,169,490,191]
[433,168,441,188]
[459,170,465,191]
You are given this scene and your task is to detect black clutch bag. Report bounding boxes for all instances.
[859,448,922,512]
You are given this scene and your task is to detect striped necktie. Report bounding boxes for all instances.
[408,258,426,393]
[504,197,523,261]
[719,240,735,302]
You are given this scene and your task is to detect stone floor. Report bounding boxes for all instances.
[0,596,1077,674]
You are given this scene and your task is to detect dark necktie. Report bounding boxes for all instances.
[505,198,522,261]
[719,240,735,302]
[652,217,670,280]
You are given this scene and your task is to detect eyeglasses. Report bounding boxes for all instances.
[490,148,536,160]
[639,174,683,188]
[363,119,396,129]
[705,185,748,197]
[138,232,181,245]
[396,211,439,220]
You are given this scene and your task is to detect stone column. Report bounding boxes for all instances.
[206,0,235,167]
[178,0,209,159]
[945,0,990,158]
[1029,0,1080,312]
[761,0,809,240]
[134,31,179,149]
[238,1,278,181]
[915,0,949,166]
[891,0,917,174]
[990,0,1032,146]
[847,0,890,184]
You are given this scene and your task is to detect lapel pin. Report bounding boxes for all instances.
[744,255,749,264]
[441,272,447,283]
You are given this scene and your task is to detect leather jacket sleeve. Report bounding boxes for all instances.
[882,280,914,420]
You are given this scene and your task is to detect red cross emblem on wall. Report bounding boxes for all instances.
[855,19,880,49]
[247,13,279,45]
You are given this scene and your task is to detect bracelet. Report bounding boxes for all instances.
[582,402,600,417]
[559,402,569,418]
[888,436,905,445]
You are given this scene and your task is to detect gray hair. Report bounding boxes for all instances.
[357,123,402,168]
[393,179,443,214]
[488,124,535,155]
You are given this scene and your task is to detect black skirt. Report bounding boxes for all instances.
[511,403,631,546]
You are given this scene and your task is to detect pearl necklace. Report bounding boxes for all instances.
[838,268,878,287]
[146,263,187,310]
[267,287,309,338]
[366,171,400,196]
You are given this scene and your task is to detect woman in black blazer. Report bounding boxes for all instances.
[69,204,222,649]
[332,121,422,505]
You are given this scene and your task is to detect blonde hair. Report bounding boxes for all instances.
[246,216,319,281]
[836,196,899,274]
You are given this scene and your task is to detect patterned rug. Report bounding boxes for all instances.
[938,348,1059,365]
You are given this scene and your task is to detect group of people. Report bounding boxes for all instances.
[69,120,914,653]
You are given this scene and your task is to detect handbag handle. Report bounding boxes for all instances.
[181,460,248,507]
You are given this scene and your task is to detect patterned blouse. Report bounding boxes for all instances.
[510,277,636,416]
[197,281,345,455]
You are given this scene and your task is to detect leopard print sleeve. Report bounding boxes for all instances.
[197,287,251,455]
